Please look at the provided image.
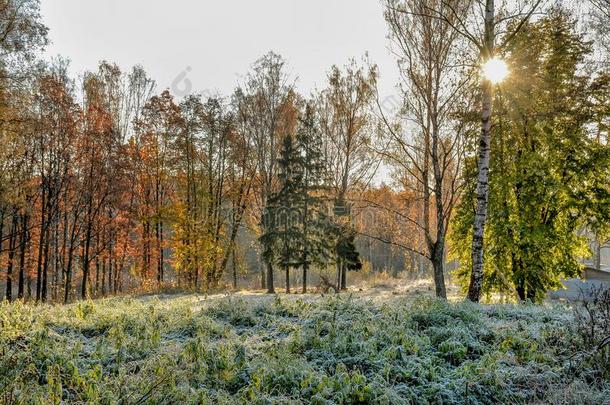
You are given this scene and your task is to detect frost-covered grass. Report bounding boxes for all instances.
[1,293,609,404]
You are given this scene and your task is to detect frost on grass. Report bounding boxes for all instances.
[1,295,609,404]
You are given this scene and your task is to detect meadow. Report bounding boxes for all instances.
[1,290,609,404]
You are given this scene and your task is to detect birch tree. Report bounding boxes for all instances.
[317,58,378,290]
[389,0,543,301]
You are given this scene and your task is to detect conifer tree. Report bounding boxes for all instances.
[296,103,334,292]
[260,134,304,293]
[261,103,338,293]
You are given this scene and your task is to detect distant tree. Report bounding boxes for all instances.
[261,103,337,294]
[33,63,79,302]
[172,94,206,288]
[225,91,258,290]
[0,0,48,301]
[317,58,378,290]
[296,103,334,292]
[260,135,303,294]
[0,0,48,68]
[135,90,182,286]
[588,0,610,56]
[381,0,472,299]
[237,52,297,293]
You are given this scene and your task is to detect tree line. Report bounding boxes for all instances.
[1,0,609,303]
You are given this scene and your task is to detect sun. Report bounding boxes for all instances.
[482,58,509,84]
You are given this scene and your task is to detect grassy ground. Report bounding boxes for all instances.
[1,288,609,404]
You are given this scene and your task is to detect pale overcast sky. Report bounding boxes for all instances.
[40,0,400,100]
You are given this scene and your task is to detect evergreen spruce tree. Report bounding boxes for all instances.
[260,134,304,293]
[296,103,335,292]
[260,102,338,293]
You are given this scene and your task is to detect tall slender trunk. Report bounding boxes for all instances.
[106,259,110,296]
[112,257,119,294]
[340,264,347,290]
[63,210,78,303]
[64,246,74,303]
[142,220,150,278]
[232,248,237,290]
[266,262,275,294]
[302,263,308,294]
[5,213,18,301]
[302,164,309,294]
[0,208,4,299]
[0,208,4,269]
[52,212,60,302]
[431,244,447,299]
[115,255,122,293]
[336,259,342,291]
[17,214,27,300]
[41,207,52,302]
[36,187,46,301]
[82,221,92,300]
[61,192,68,300]
[260,262,266,290]
[513,255,526,301]
[431,109,448,299]
[94,238,100,296]
[285,265,290,294]
[595,236,602,271]
[101,260,107,296]
[468,0,495,303]
[157,219,164,284]
[107,237,113,295]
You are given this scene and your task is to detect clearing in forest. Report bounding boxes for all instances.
[1,289,609,404]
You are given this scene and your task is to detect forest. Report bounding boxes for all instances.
[1,0,610,403]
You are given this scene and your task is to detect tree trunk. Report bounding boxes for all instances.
[0,208,4,281]
[266,262,275,293]
[5,213,18,301]
[302,263,308,293]
[260,262,266,290]
[82,223,92,299]
[36,188,46,302]
[285,265,290,294]
[468,0,495,303]
[17,214,28,300]
[340,264,347,291]
[232,248,237,290]
[64,247,74,304]
[595,236,602,270]
[101,260,107,296]
[468,78,493,302]
[143,220,150,278]
[336,259,342,291]
[516,283,526,301]
[41,211,51,302]
[52,218,60,302]
[107,250,113,295]
[431,245,447,299]
[95,254,100,296]
[157,219,164,284]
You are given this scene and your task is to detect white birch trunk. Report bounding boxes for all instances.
[468,0,495,302]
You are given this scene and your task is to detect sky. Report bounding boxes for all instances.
[40,0,401,100]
